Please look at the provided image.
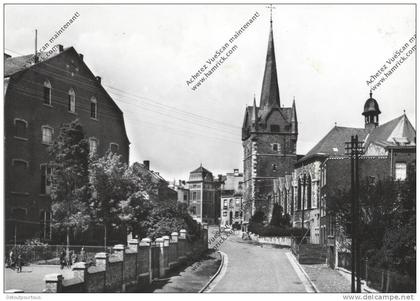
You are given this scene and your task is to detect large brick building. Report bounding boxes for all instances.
[4,46,130,242]
[242,20,298,222]
[273,91,415,263]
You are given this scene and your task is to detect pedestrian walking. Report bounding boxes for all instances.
[59,248,66,270]
[67,250,73,268]
[79,247,86,262]
[16,254,23,273]
[71,250,77,264]
[8,250,15,269]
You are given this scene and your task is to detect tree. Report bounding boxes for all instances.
[89,152,130,246]
[49,120,91,249]
[329,175,416,276]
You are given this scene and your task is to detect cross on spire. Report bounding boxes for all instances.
[266,4,276,23]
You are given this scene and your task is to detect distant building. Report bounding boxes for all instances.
[241,20,298,223]
[220,169,244,226]
[169,180,190,205]
[187,165,217,224]
[4,46,130,243]
[132,160,177,204]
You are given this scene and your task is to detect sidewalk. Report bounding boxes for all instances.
[301,263,351,293]
[140,251,222,293]
[5,265,74,293]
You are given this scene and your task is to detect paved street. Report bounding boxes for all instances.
[5,265,74,293]
[210,230,310,293]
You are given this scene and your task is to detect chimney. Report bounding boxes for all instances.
[143,160,150,170]
[95,76,101,84]
[57,44,64,53]
[234,169,239,176]
[179,180,182,186]
[79,53,84,61]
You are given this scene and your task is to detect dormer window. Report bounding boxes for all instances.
[43,80,52,105]
[272,143,280,152]
[68,88,75,113]
[272,164,277,171]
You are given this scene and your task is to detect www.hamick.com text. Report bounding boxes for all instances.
[186,11,260,91]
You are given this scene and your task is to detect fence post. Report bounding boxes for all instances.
[156,237,165,278]
[381,270,385,291]
[140,238,152,285]
[95,252,109,291]
[364,257,368,285]
[163,236,170,275]
[113,244,126,292]
[385,270,391,292]
[44,273,63,293]
[72,262,87,292]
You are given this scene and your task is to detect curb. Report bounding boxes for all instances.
[199,251,226,293]
[286,252,319,293]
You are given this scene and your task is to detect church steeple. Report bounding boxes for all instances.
[259,19,280,110]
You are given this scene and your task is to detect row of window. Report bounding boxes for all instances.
[43,80,97,119]
[14,120,118,153]
[12,142,119,195]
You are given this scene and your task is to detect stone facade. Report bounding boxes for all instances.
[242,22,298,222]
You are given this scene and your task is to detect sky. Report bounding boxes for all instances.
[5,4,416,181]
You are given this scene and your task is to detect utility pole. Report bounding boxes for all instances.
[345,135,363,293]
[301,174,306,231]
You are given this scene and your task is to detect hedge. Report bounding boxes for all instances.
[249,222,308,238]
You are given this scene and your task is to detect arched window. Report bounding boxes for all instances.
[43,80,52,105]
[68,88,75,113]
[14,118,28,139]
[307,175,312,209]
[297,178,301,210]
[90,97,97,119]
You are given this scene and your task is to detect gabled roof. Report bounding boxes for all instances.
[4,49,69,77]
[298,126,368,164]
[365,114,416,148]
[4,47,130,145]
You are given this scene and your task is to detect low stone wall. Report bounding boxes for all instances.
[249,233,292,247]
[43,227,209,293]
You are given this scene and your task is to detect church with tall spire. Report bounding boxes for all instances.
[242,16,298,222]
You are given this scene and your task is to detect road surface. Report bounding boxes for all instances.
[210,230,310,293]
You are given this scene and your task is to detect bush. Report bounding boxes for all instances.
[250,211,265,224]
[249,222,307,238]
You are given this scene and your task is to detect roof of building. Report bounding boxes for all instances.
[4,48,70,77]
[299,114,416,164]
[298,126,368,163]
[188,164,214,182]
[132,162,167,183]
[365,114,416,148]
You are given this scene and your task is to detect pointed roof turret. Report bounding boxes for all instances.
[291,97,298,134]
[259,20,280,110]
[252,94,259,130]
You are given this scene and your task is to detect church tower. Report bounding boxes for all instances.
[242,17,298,222]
